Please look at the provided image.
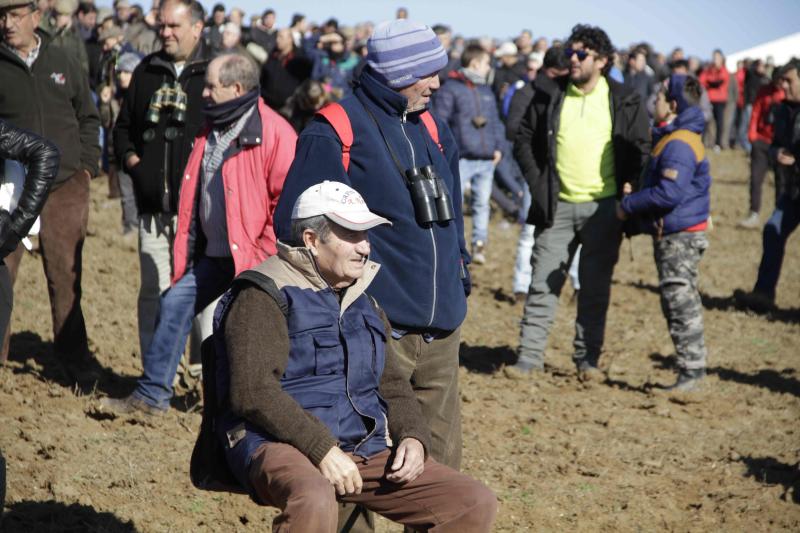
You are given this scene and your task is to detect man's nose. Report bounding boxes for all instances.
[355,239,370,256]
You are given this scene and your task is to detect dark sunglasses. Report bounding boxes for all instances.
[564,48,591,61]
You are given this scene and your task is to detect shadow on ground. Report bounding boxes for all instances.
[739,456,800,504]
[623,280,800,324]
[1,500,138,532]
[710,366,800,397]
[7,331,136,396]
[459,343,516,373]
[649,353,800,397]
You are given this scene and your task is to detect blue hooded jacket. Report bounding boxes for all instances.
[274,69,470,332]
[432,71,505,160]
[621,105,711,235]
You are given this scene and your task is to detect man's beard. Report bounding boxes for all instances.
[571,68,592,87]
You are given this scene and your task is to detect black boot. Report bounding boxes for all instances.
[665,368,706,392]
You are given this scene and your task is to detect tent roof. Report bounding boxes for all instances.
[726,32,800,71]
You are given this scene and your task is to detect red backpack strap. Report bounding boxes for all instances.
[317,103,354,172]
[420,111,443,153]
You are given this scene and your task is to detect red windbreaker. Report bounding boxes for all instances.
[699,66,730,103]
[172,99,297,284]
[748,84,785,144]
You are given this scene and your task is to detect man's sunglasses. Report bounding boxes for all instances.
[564,48,591,61]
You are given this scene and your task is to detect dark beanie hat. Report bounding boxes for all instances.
[667,74,690,113]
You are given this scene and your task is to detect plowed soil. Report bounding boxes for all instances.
[1,150,798,532]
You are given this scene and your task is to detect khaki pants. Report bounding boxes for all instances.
[249,444,496,533]
[390,327,463,470]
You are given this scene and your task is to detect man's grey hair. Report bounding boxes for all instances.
[290,215,332,246]
[217,53,260,92]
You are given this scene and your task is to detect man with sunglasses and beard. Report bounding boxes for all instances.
[511,24,650,379]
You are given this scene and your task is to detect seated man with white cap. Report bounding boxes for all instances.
[197,181,496,532]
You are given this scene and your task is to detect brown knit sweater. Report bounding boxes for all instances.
[223,285,432,466]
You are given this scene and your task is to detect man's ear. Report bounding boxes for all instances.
[596,54,609,72]
[302,229,318,256]
[192,19,203,39]
[669,100,679,114]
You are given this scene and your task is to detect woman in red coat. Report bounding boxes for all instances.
[699,49,730,150]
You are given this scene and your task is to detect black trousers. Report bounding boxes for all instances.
[750,140,791,213]
[749,140,770,214]
[712,102,726,147]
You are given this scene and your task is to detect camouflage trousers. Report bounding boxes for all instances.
[653,231,709,370]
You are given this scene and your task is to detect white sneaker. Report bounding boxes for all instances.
[737,211,760,229]
[472,241,486,265]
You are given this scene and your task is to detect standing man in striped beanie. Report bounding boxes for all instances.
[275,19,471,479]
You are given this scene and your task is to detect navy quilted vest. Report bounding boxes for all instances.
[214,278,389,490]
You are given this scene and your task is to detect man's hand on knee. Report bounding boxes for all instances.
[386,438,425,484]
[319,447,363,496]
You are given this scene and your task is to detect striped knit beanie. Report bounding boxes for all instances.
[366,19,448,88]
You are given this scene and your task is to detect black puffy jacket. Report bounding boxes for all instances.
[0,119,60,257]
[514,76,651,228]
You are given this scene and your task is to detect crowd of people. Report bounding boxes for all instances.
[0,0,798,529]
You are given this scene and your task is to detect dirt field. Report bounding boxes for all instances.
[1,150,798,532]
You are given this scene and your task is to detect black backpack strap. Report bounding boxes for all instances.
[190,270,287,494]
[233,270,288,318]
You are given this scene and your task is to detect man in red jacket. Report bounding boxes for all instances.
[738,71,785,228]
[101,52,297,415]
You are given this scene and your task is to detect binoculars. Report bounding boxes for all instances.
[471,115,488,129]
[405,165,455,226]
[145,82,188,125]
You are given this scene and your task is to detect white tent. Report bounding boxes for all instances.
[726,32,800,71]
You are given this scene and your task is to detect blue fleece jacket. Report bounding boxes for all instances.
[621,106,711,235]
[274,69,470,332]
[432,72,505,160]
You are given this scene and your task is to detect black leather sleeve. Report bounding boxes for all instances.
[0,119,60,251]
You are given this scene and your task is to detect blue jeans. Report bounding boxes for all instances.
[754,194,800,299]
[513,224,535,294]
[133,255,235,409]
[737,104,752,153]
[459,158,495,246]
[513,182,534,294]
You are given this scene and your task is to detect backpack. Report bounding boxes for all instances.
[316,102,443,171]
[189,271,287,496]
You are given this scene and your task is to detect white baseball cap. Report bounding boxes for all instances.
[292,181,392,231]
[494,41,518,58]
